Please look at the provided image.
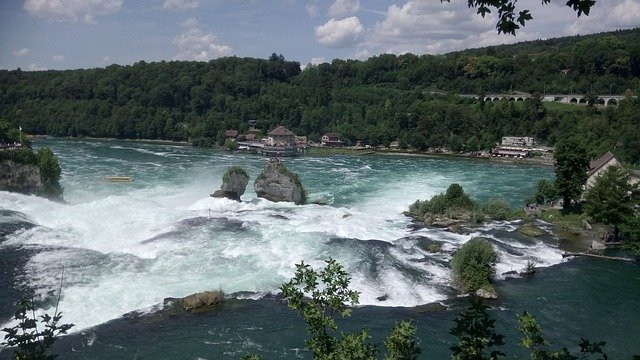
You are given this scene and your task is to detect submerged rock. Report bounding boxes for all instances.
[181,290,226,312]
[474,286,498,299]
[211,166,249,201]
[518,222,545,237]
[254,161,307,205]
[414,302,447,313]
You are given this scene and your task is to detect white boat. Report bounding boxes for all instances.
[105,176,134,183]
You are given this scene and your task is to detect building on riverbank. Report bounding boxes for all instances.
[262,125,298,157]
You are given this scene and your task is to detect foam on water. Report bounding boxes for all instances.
[1,140,562,332]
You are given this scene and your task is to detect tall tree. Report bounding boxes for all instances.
[584,165,638,226]
[554,137,589,211]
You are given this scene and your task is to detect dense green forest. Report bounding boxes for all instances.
[1,29,640,163]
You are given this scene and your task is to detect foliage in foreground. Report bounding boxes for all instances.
[280,259,419,359]
[277,258,629,360]
[450,299,505,360]
[1,298,74,360]
[451,238,498,293]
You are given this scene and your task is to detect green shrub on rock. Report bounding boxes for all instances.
[37,148,63,199]
[451,238,498,294]
[482,199,512,221]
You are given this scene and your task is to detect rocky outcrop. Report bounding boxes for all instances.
[163,290,226,314]
[182,290,225,312]
[475,286,498,299]
[211,166,249,201]
[254,161,307,205]
[517,222,545,237]
[0,161,42,194]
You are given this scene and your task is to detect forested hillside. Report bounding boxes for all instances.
[1,29,640,163]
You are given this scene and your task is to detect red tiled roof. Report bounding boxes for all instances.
[268,126,294,136]
[224,129,238,138]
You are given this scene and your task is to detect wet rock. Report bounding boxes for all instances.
[518,222,545,237]
[0,161,42,195]
[211,166,249,201]
[414,302,447,313]
[254,161,307,205]
[181,290,225,312]
[474,286,498,299]
[376,294,389,301]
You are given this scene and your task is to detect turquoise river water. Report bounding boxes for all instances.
[0,139,638,359]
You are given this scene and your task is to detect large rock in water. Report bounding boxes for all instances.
[211,166,249,201]
[254,161,307,205]
[0,161,42,194]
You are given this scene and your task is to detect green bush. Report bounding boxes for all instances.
[451,238,498,293]
[0,149,38,165]
[222,166,249,182]
[482,199,512,221]
[37,148,63,199]
[223,138,238,150]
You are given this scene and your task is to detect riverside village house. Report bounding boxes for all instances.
[321,133,343,147]
[586,151,619,189]
[263,125,298,156]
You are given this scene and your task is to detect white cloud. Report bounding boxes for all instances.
[52,54,66,62]
[354,48,370,60]
[13,48,29,57]
[163,0,199,10]
[356,0,531,55]
[27,63,47,71]
[565,0,640,34]
[102,56,111,63]
[173,18,232,61]
[310,57,325,65]
[315,16,364,48]
[329,0,360,17]
[24,0,122,24]
[306,0,320,17]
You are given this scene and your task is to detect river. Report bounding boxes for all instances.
[0,139,638,359]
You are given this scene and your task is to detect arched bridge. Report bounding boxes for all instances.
[459,94,626,107]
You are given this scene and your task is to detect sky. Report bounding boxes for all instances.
[1,0,639,71]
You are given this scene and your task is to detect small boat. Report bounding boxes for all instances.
[105,176,134,183]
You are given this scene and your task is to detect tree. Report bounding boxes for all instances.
[451,238,498,294]
[518,311,613,360]
[450,299,505,360]
[384,321,421,360]
[532,179,558,206]
[445,0,596,35]
[1,298,74,360]
[280,259,377,359]
[280,259,421,360]
[584,165,638,226]
[37,147,63,199]
[553,138,589,212]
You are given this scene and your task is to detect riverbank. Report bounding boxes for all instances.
[307,146,554,166]
[34,136,191,147]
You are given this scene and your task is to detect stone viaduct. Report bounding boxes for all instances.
[459,94,626,107]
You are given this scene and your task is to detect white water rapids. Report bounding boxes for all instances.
[0,140,564,332]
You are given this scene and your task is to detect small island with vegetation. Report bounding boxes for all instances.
[0,120,63,200]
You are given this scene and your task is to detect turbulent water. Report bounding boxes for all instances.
[1,139,638,359]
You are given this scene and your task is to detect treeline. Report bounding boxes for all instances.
[1,30,640,163]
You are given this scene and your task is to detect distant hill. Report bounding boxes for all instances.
[1,29,639,164]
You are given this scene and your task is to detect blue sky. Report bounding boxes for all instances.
[1,0,639,71]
